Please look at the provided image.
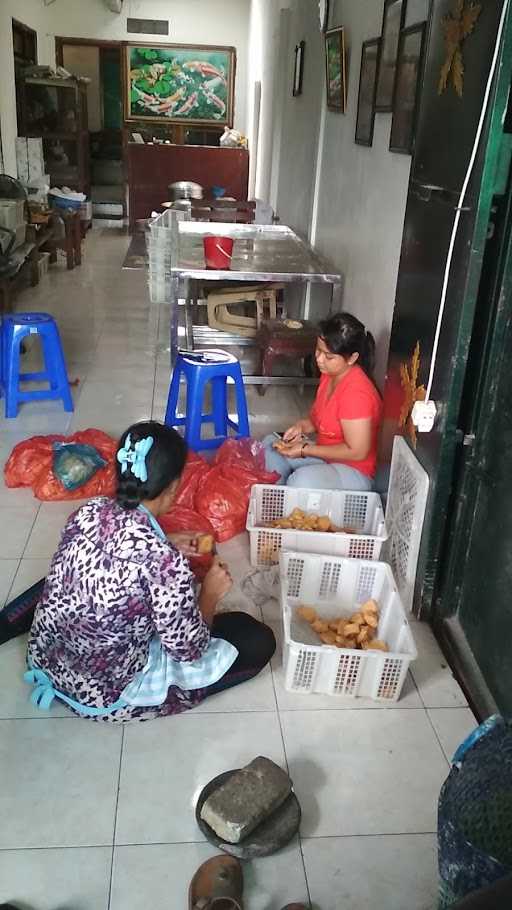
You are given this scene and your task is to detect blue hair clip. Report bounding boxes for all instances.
[117,433,154,483]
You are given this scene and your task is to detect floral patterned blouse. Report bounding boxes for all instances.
[28,497,211,722]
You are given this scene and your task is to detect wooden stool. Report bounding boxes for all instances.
[60,210,82,269]
[255,318,318,395]
[206,284,283,338]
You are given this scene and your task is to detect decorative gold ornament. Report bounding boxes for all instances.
[438,0,482,98]
[399,342,426,447]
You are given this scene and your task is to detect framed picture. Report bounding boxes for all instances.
[390,23,426,154]
[355,38,380,146]
[293,41,305,96]
[124,43,236,126]
[325,27,347,112]
[375,0,407,112]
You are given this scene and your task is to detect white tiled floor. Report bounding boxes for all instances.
[0,231,476,909]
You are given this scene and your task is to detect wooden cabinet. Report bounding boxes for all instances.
[127,143,249,230]
[20,77,90,194]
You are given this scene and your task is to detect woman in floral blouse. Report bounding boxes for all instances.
[26,421,275,722]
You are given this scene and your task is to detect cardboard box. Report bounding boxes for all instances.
[16,137,45,182]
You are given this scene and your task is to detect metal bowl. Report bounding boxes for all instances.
[168,181,203,201]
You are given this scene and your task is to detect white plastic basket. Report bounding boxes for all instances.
[247,485,387,566]
[280,551,417,701]
[384,436,430,612]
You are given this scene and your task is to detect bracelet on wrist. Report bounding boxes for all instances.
[301,442,309,458]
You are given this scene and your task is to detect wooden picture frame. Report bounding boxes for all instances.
[293,41,305,96]
[375,0,407,112]
[390,22,426,155]
[355,38,380,146]
[124,42,236,126]
[325,27,347,112]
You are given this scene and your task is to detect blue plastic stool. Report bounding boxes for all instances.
[165,349,250,450]
[1,313,74,419]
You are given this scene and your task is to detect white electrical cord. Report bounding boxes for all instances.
[424,0,510,403]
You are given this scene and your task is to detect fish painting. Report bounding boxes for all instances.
[127,45,233,123]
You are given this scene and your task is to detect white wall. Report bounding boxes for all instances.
[272,0,325,237]
[0,0,55,177]
[269,0,430,386]
[0,0,250,176]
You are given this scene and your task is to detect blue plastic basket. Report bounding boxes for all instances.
[50,195,82,211]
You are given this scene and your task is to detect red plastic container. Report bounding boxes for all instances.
[203,235,234,269]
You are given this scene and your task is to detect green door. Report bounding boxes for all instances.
[434,141,512,716]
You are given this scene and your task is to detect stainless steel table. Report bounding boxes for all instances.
[168,221,344,381]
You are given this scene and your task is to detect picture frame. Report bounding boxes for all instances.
[375,0,407,112]
[355,38,380,146]
[293,40,305,97]
[325,27,347,112]
[124,43,236,126]
[389,22,426,154]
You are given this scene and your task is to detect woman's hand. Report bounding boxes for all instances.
[166,532,200,557]
[274,440,305,459]
[282,421,305,443]
[199,557,233,624]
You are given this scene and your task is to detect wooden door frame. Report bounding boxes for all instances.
[429,12,512,719]
[56,36,127,218]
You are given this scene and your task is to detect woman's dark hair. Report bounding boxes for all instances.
[318,312,376,377]
[115,421,187,510]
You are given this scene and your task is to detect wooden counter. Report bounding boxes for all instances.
[127,143,249,230]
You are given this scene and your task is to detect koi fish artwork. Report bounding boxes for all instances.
[174,91,199,116]
[201,86,226,115]
[128,48,232,122]
[182,61,227,84]
[156,88,185,112]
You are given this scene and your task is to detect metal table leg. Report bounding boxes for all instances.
[331,278,344,312]
[169,272,180,368]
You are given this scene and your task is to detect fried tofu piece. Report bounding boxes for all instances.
[344,622,360,638]
[349,612,364,626]
[357,627,370,645]
[364,639,389,652]
[197,534,215,555]
[296,606,317,623]
[320,631,337,645]
[363,612,379,628]
[361,598,379,614]
[317,516,332,532]
[311,619,330,634]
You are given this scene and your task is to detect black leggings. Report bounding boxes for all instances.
[0,579,276,695]
[206,611,276,696]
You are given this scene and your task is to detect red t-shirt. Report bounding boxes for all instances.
[310,365,382,477]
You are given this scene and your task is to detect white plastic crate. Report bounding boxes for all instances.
[0,199,25,233]
[37,251,50,280]
[247,485,387,566]
[384,436,430,612]
[280,551,417,701]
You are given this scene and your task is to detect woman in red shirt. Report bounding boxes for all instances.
[263,313,382,490]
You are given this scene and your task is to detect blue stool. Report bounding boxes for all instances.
[165,349,250,450]
[1,313,74,419]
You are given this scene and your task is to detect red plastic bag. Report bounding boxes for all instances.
[173,451,209,509]
[195,440,278,542]
[4,429,117,501]
[213,437,268,472]
[159,507,215,581]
